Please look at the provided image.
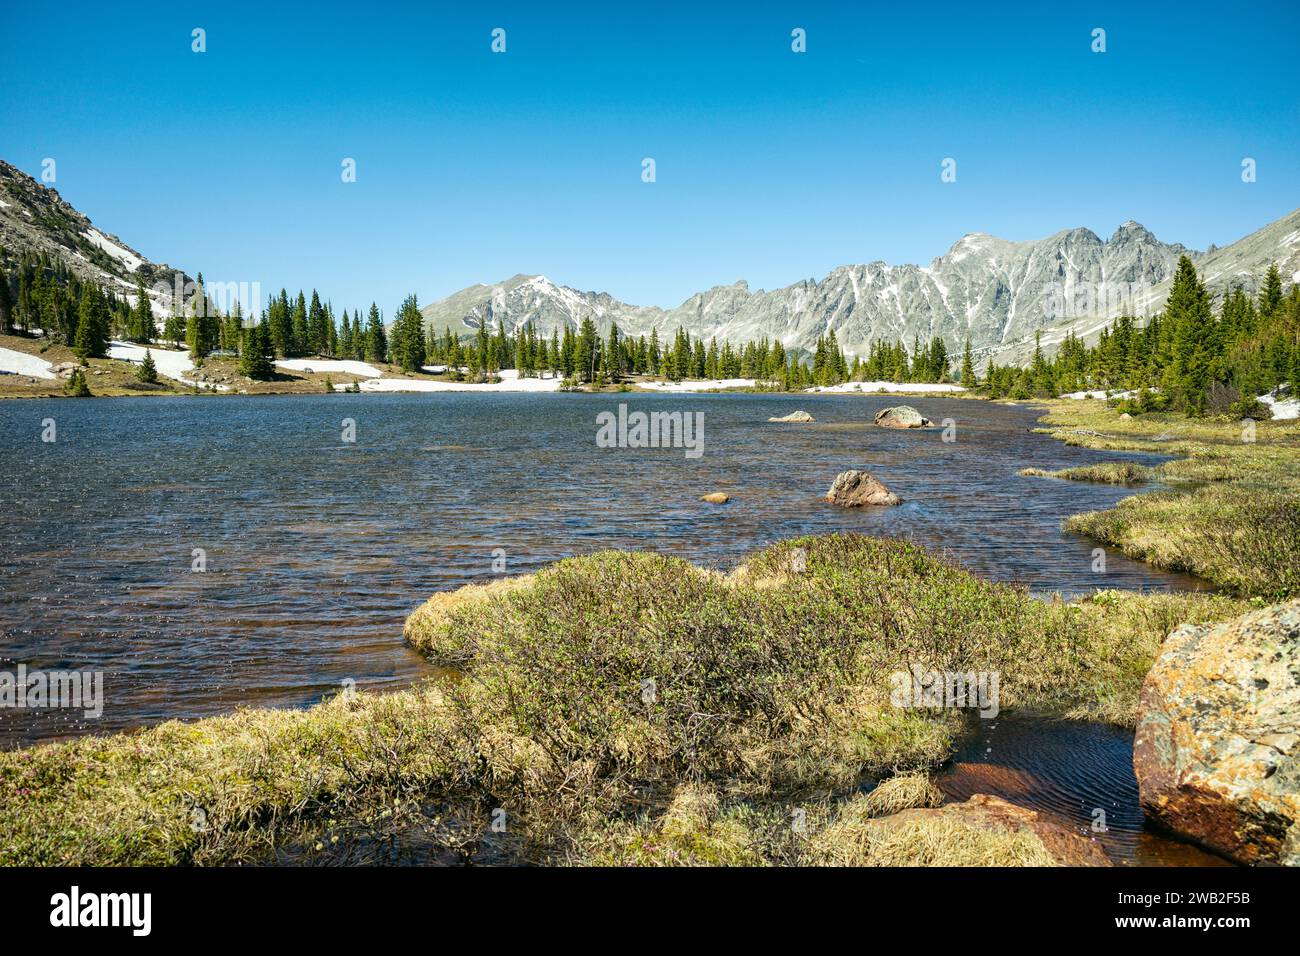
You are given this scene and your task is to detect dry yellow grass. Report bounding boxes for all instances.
[861,771,944,817]
[806,793,1060,866]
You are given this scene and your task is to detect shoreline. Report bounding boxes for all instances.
[1,331,971,400]
[1,394,1290,866]
[0,533,1251,866]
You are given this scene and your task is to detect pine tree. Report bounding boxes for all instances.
[129,279,155,343]
[555,325,570,377]
[64,367,91,397]
[1260,264,1283,316]
[1165,255,1214,412]
[239,322,275,379]
[307,290,328,355]
[136,348,158,383]
[391,295,425,373]
[604,322,622,383]
[73,283,109,359]
[0,264,13,334]
[576,316,599,383]
[268,290,293,357]
[960,335,975,385]
[364,303,387,363]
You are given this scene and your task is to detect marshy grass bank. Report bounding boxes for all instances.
[1,535,1248,866]
[1029,400,1300,599]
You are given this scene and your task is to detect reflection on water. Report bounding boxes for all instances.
[0,392,1200,745]
[934,713,1231,866]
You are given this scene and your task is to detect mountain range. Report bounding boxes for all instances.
[4,158,1297,363]
[421,212,1300,364]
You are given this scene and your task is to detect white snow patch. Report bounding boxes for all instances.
[107,341,228,389]
[1259,393,1299,420]
[1060,389,1136,400]
[805,381,966,394]
[339,369,564,393]
[639,378,756,392]
[276,359,382,377]
[0,346,56,379]
[82,228,143,273]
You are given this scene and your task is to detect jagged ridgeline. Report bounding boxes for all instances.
[417,212,1300,366]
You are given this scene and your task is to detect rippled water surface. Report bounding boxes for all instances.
[934,713,1230,866]
[1,392,1200,744]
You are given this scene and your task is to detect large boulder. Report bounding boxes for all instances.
[874,405,934,429]
[825,470,901,507]
[1134,600,1300,865]
[768,410,815,423]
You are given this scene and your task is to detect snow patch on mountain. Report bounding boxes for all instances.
[82,228,143,273]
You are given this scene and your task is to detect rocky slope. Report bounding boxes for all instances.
[423,210,1300,364]
[0,159,189,314]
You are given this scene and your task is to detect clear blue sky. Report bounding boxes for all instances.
[2,0,1296,316]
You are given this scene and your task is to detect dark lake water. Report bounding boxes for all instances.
[0,392,1199,746]
[934,713,1229,866]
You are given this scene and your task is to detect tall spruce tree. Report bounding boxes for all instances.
[0,264,13,334]
[239,322,275,379]
[130,279,155,343]
[364,303,387,363]
[73,283,109,359]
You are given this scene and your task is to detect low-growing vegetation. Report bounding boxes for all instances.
[804,793,1062,867]
[1,534,1251,866]
[1032,399,1300,599]
[1019,461,1151,485]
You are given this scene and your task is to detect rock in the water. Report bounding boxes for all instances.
[825,470,901,507]
[1134,600,1300,866]
[874,405,933,429]
[699,492,730,504]
[768,410,815,423]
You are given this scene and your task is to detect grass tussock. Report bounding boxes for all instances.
[0,534,1253,865]
[861,771,944,816]
[0,686,462,866]
[1019,461,1151,485]
[805,793,1060,867]
[1033,400,1300,599]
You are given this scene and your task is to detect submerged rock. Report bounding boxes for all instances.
[1134,600,1300,866]
[825,470,901,507]
[699,492,730,504]
[768,410,815,423]
[874,405,933,429]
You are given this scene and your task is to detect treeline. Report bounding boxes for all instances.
[9,248,1293,411]
[981,258,1300,415]
[0,251,163,360]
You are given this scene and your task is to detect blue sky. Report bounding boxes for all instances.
[1,1,1297,315]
